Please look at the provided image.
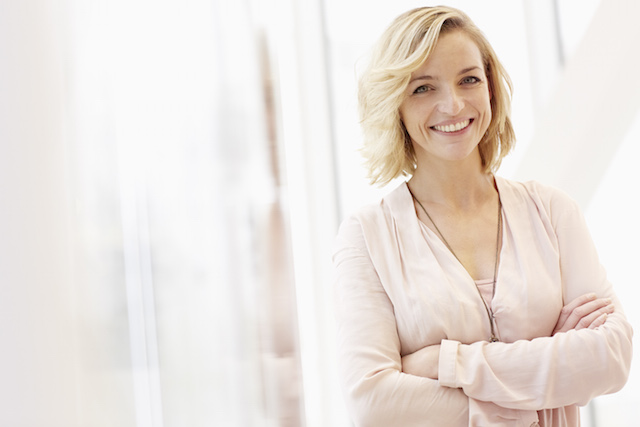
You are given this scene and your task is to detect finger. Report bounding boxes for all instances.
[556,293,597,328]
[557,299,604,333]
[587,313,608,330]
[573,303,614,331]
[563,298,612,330]
[554,297,612,335]
[564,293,597,312]
[571,298,611,319]
[575,303,615,330]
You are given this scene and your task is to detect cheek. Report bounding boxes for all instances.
[403,114,428,140]
[484,97,493,120]
[479,100,492,134]
[399,108,416,133]
[474,92,492,119]
[400,102,431,129]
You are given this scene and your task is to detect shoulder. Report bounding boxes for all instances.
[336,203,384,245]
[497,176,583,227]
[334,182,408,249]
[498,176,580,212]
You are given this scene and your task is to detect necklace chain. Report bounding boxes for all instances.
[408,185,502,343]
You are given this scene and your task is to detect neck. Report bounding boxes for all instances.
[408,152,496,210]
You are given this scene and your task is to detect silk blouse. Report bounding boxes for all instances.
[332,177,633,426]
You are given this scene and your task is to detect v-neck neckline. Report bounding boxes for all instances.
[407,177,505,284]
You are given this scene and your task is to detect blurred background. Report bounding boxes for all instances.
[0,0,638,426]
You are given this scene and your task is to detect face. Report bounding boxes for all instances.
[399,30,492,169]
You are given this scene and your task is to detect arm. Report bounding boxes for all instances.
[401,293,614,380]
[333,217,468,426]
[436,191,633,410]
[438,316,631,410]
[401,294,613,425]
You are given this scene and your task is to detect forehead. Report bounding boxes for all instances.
[413,30,484,75]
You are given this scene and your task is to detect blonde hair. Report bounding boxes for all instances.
[358,6,515,186]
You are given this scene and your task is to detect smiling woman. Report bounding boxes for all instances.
[333,6,633,427]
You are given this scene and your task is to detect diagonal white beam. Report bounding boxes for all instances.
[516,0,640,209]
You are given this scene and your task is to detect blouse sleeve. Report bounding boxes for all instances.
[437,187,633,410]
[333,215,469,426]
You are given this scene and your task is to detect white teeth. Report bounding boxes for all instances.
[433,119,470,133]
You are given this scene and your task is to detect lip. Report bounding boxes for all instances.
[430,118,474,134]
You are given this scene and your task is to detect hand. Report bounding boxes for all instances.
[401,344,440,380]
[553,293,614,335]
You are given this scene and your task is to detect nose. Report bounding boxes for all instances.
[438,87,464,115]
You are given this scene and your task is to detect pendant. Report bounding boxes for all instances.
[490,336,499,343]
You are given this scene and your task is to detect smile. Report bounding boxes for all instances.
[431,119,472,133]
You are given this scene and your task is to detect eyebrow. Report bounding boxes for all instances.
[409,66,482,84]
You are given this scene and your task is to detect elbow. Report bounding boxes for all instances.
[605,320,634,394]
[606,332,633,395]
[582,321,634,402]
[342,370,400,426]
[346,402,393,427]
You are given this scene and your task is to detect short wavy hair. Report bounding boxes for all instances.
[358,6,515,186]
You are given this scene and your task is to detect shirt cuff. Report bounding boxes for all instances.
[438,339,460,388]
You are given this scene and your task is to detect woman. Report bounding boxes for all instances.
[332,6,633,426]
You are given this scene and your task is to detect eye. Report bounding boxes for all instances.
[461,76,481,84]
[413,85,432,94]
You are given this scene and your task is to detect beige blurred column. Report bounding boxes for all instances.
[254,0,344,424]
[0,1,80,426]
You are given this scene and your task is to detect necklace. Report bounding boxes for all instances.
[408,185,502,343]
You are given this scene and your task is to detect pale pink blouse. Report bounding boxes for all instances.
[332,177,633,426]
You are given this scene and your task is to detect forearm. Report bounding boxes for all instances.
[340,361,469,426]
[401,344,440,379]
[438,312,632,410]
[401,310,631,411]
[401,343,539,425]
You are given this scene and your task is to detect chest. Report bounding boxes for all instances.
[380,212,564,355]
[415,202,502,281]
